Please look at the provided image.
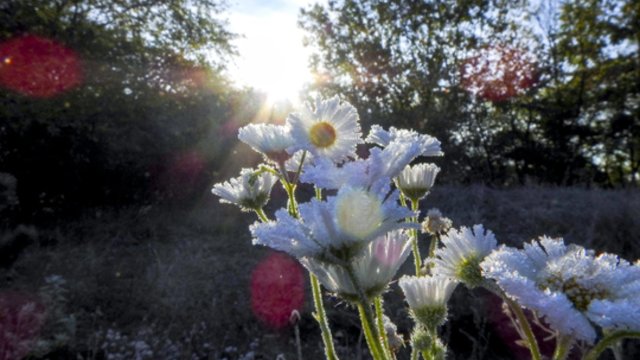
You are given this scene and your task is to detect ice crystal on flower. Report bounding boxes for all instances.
[433,225,497,287]
[238,123,294,164]
[481,236,640,343]
[287,96,362,163]
[211,168,278,211]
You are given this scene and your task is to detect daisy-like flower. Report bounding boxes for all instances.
[250,186,414,261]
[366,125,443,157]
[211,168,278,211]
[481,237,640,343]
[287,96,362,163]
[300,230,412,301]
[299,134,423,190]
[238,123,294,164]
[421,209,453,235]
[399,275,458,329]
[433,225,497,287]
[394,163,441,201]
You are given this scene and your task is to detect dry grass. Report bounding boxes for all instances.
[1,185,639,359]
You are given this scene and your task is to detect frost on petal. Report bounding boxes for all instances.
[250,210,322,258]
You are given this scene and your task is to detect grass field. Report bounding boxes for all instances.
[2,185,639,359]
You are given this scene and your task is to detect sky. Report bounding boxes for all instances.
[225,0,317,104]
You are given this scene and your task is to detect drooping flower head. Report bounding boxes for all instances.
[300,230,412,301]
[433,225,497,287]
[287,96,362,163]
[399,275,458,329]
[394,163,441,202]
[250,185,414,261]
[238,123,294,164]
[481,237,640,343]
[211,168,278,211]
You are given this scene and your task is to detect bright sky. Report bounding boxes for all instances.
[226,0,316,104]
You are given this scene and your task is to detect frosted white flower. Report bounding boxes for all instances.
[394,163,440,201]
[211,168,278,211]
[366,125,443,157]
[421,209,453,235]
[299,135,423,190]
[481,236,640,343]
[250,186,415,260]
[433,225,497,287]
[300,230,412,300]
[399,275,458,328]
[238,123,294,164]
[287,96,362,163]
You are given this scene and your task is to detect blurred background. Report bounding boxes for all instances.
[0,0,638,359]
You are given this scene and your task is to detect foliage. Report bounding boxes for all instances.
[300,0,640,186]
[0,0,243,217]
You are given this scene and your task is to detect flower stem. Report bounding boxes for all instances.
[310,273,339,360]
[254,208,269,222]
[410,348,419,360]
[583,330,640,360]
[357,302,386,360]
[410,199,422,275]
[552,335,573,360]
[375,297,394,359]
[504,296,542,360]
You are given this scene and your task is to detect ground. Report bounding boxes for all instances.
[1,185,639,359]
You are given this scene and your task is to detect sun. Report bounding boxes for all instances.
[227,9,314,105]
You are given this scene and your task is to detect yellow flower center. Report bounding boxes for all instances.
[309,121,337,148]
[336,189,383,240]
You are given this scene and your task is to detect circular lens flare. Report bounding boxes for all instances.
[250,252,305,329]
[0,35,82,98]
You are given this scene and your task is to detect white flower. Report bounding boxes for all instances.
[394,163,441,201]
[300,230,412,300]
[299,134,423,190]
[287,96,362,163]
[481,236,640,343]
[238,123,294,164]
[250,186,414,260]
[211,168,278,211]
[366,125,443,157]
[399,275,458,328]
[433,225,497,287]
[421,208,453,235]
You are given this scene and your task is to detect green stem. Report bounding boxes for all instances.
[504,297,542,360]
[310,274,339,360]
[552,335,573,360]
[583,331,640,360]
[410,348,419,360]
[410,200,422,275]
[375,297,394,359]
[254,208,269,222]
[357,302,386,360]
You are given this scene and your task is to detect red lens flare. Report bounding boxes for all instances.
[250,252,305,329]
[461,45,538,103]
[0,35,82,98]
[0,291,47,360]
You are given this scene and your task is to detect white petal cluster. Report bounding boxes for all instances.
[301,230,412,299]
[399,275,458,311]
[211,168,278,210]
[481,236,640,343]
[394,163,441,201]
[238,123,294,164]
[250,186,414,260]
[366,125,443,157]
[433,225,497,286]
[287,96,362,163]
[421,208,453,235]
[299,131,425,190]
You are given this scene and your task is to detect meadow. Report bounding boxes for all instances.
[3,185,639,359]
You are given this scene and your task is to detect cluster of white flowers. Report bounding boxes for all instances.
[213,95,640,360]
